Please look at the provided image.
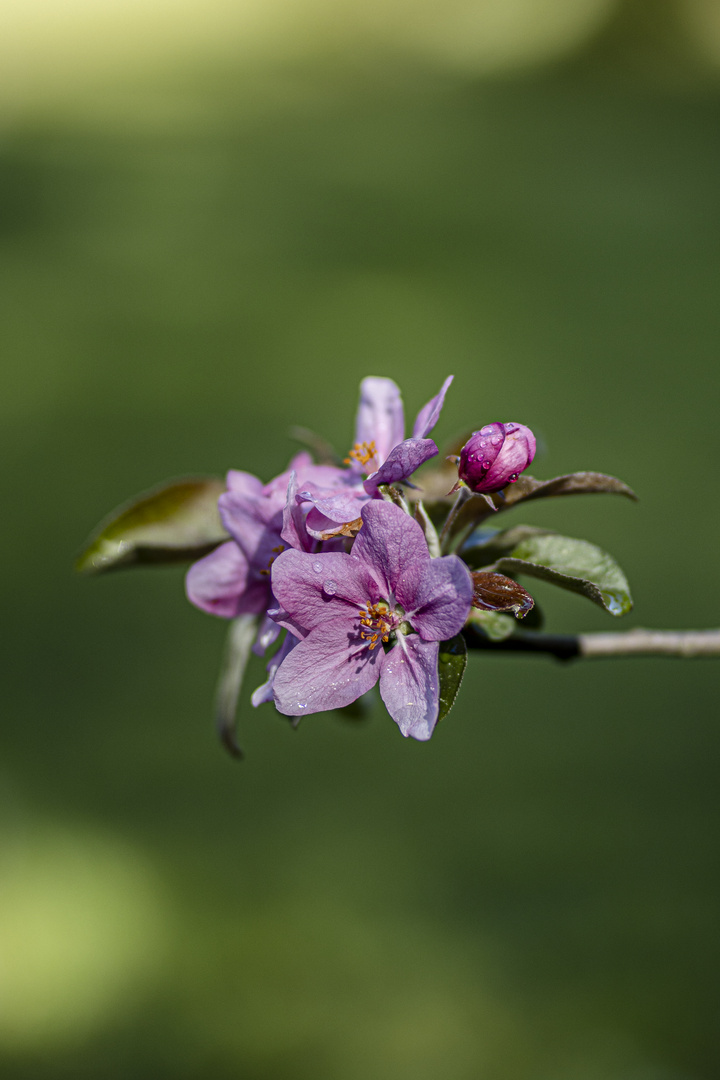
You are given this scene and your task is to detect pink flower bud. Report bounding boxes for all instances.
[458,423,536,493]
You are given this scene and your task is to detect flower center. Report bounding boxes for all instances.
[344,440,378,470]
[358,600,398,651]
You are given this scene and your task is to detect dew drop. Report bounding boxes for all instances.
[482,460,491,469]
[323,579,338,596]
[480,425,493,435]
[297,702,307,709]
[312,561,322,573]
[491,434,502,446]
[504,424,516,433]
[508,473,518,482]
[479,439,488,449]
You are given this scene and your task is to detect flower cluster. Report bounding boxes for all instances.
[184,375,538,741]
[79,371,636,752]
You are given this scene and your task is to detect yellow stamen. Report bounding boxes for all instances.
[343,440,378,468]
[357,599,394,651]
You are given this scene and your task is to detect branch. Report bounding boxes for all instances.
[463,627,720,661]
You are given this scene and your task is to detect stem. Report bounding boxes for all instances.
[463,626,720,661]
[439,486,471,552]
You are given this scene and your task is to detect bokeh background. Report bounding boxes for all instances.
[2,0,720,1076]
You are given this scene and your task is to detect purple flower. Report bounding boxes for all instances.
[269,500,473,740]
[300,376,453,539]
[458,422,536,494]
[185,453,343,619]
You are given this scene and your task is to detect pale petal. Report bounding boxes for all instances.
[226,470,264,497]
[263,453,312,498]
[411,375,453,439]
[296,463,348,488]
[354,377,405,467]
[351,501,430,599]
[363,438,438,495]
[185,541,267,618]
[273,621,383,716]
[219,491,283,568]
[379,636,440,740]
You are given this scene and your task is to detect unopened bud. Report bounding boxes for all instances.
[458,423,536,493]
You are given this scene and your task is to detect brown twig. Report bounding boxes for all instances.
[463,627,720,661]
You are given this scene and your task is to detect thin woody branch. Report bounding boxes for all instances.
[463,627,720,661]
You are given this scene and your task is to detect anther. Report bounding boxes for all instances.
[343,440,378,468]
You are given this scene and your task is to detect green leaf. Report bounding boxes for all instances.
[489,471,638,510]
[473,530,633,616]
[465,609,517,641]
[462,526,550,568]
[214,614,258,759]
[75,476,228,573]
[437,633,468,723]
[446,471,637,550]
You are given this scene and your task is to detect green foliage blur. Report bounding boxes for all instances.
[2,2,719,1076]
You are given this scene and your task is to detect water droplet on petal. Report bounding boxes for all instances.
[297,702,307,709]
[312,562,322,573]
[480,425,493,435]
[491,434,502,446]
[508,473,518,482]
[479,439,488,448]
[482,460,491,469]
[323,579,337,596]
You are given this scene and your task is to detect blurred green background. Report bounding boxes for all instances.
[2,0,720,1076]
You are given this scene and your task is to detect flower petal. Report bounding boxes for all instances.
[280,472,313,553]
[379,636,440,740]
[273,621,383,716]
[185,540,267,618]
[363,438,438,496]
[251,632,298,706]
[411,375,453,439]
[304,508,363,541]
[397,555,473,641]
[354,377,405,467]
[253,611,282,656]
[271,548,380,634]
[351,501,430,599]
[226,470,264,497]
[265,455,346,499]
[481,425,536,491]
[219,491,283,568]
[298,486,367,526]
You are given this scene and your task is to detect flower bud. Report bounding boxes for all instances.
[458,423,536,493]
